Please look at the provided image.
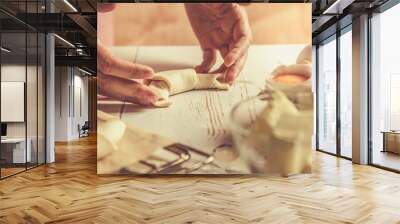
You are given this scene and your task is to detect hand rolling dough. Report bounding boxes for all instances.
[145,69,230,107]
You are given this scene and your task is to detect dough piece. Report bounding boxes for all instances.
[146,69,230,107]
[148,81,172,107]
[97,119,126,159]
[196,73,231,90]
[109,46,137,62]
[97,110,175,174]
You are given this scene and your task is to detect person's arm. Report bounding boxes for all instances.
[97,38,158,105]
[98,3,116,13]
[185,3,252,84]
[97,4,158,105]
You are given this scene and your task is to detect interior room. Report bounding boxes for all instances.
[0,2,46,178]
[0,0,399,223]
[0,0,97,179]
[314,0,400,172]
[370,3,400,171]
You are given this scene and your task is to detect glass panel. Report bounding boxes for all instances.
[371,4,400,171]
[0,1,46,178]
[27,30,38,169]
[26,0,38,169]
[1,31,27,177]
[317,37,337,154]
[339,29,352,158]
[38,32,45,165]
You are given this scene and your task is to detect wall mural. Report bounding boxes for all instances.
[97,3,313,175]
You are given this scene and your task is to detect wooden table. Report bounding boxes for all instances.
[99,44,307,173]
[381,131,400,154]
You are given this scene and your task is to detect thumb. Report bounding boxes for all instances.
[195,49,217,73]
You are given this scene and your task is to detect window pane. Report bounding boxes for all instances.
[318,37,337,154]
[1,31,27,177]
[27,30,38,169]
[0,0,46,179]
[371,3,400,171]
[340,29,352,158]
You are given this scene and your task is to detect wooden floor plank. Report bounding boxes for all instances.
[0,135,400,223]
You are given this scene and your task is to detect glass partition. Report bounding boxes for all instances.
[370,3,400,171]
[339,28,352,158]
[26,0,40,169]
[317,36,337,154]
[1,31,28,178]
[0,0,46,179]
[27,31,38,169]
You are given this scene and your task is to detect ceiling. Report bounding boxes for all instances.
[0,0,396,73]
[312,0,393,43]
[0,0,96,73]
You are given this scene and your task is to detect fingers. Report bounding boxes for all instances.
[211,64,227,75]
[224,53,247,84]
[210,53,246,84]
[195,49,217,73]
[97,42,154,79]
[98,72,159,106]
[224,35,250,67]
[223,6,251,67]
[209,47,246,84]
[98,3,115,13]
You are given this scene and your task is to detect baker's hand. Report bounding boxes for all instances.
[185,3,252,84]
[97,41,158,105]
[98,3,116,13]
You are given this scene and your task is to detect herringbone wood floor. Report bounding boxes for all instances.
[1,135,400,224]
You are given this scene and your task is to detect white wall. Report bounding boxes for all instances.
[54,67,89,141]
[0,65,37,138]
[55,66,70,141]
[72,73,89,138]
[1,65,26,139]
[1,63,46,163]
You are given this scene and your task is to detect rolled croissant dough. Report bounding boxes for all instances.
[146,69,230,107]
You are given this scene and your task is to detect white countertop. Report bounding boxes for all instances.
[99,44,306,155]
[1,138,27,144]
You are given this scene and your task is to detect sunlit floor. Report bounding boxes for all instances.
[372,150,400,171]
[0,162,44,179]
[0,167,25,178]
